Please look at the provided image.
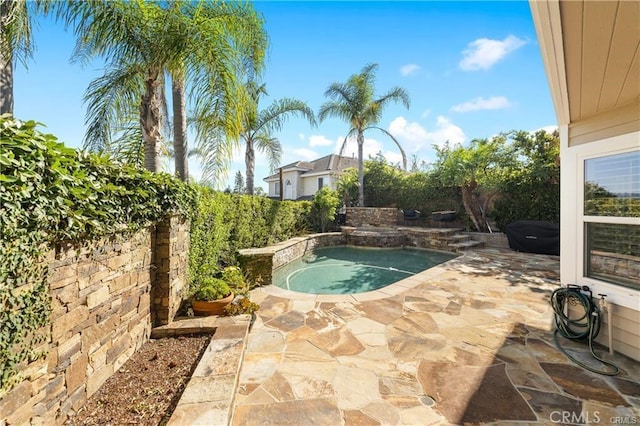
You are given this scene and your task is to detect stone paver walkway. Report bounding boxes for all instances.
[232,249,640,425]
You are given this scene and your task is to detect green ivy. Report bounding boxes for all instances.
[0,115,195,393]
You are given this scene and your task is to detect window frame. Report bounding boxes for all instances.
[573,132,640,309]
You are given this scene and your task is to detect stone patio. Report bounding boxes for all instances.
[166,248,640,426]
[231,248,640,425]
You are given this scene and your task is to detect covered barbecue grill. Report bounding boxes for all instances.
[505,220,560,255]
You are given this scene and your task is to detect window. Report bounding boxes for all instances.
[274,182,280,196]
[584,151,639,217]
[584,150,640,289]
[318,177,324,190]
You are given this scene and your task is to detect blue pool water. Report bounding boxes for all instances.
[272,246,456,294]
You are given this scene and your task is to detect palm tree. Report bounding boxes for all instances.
[66,0,266,174]
[170,1,267,182]
[0,0,51,115]
[236,82,316,195]
[318,63,410,207]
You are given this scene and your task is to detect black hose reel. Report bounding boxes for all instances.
[550,285,619,376]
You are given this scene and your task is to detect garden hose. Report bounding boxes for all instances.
[550,285,619,376]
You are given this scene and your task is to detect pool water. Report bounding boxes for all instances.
[272,246,456,294]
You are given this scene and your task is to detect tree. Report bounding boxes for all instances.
[363,156,403,207]
[233,171,245,194]
[172,2,266,182]
[434,135,517,232]
[318,63,410,207]
[234,81,316,195]
[310,187,341,232]
[66,0,266,174]
[335,167,358,207]
[492,129,560,229]
[0,0,51,115]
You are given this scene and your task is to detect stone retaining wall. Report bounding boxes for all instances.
[464,232,510,249]
[402,228,458,252]
[0,217,189,425]
[238,233,345,287]
[345,207,399,227]
[343,229,407,247]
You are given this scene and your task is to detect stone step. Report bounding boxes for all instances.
[446,234,471,242]
[448,240,484,251]
[167,320,251,426]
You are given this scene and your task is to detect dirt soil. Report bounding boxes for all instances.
[66,334,211,426]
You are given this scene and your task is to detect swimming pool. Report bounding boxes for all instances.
[272,246,456,294]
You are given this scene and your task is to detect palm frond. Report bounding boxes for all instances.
[256,98,317,136]
[337,129,358,157]
[1,0,35,66]
[376,86,411,109]
[82,63,144,152]
[196,126,236,187]
[367,126,408,170]
[254,133,282,173]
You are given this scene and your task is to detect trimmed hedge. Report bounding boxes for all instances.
[189,187,311,288]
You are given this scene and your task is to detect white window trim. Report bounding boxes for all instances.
[570,131,640,310]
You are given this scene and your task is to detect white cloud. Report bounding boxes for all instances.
[459,35,526,71]
[421,109,432,118]
[292,148,317,160]
[308,134,334,147]
[400,64,421,76]
[298,133,305,141]
[335,135,405,166]
[451,96,512,113]
[389,115,466,151]
[533,125,558,134]
[335,136,383,160]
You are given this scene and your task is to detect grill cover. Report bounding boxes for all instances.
[505,220,560,255]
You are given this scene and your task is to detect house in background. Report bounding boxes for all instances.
[264,154,359,200]
[530,0,639,360]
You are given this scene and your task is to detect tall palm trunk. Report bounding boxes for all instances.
[172,71,188,182]
[245,138,255,195]
[357,131,365,207]
[0,51,12,115]
[0,0,13,115]
[141,69,163,172]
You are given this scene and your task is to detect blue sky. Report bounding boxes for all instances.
[13,1,557,191]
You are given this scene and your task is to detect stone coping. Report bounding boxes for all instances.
[237,227,466,258]
[166,322,250,426]
[237,232,342,257]
[151,314,252,338]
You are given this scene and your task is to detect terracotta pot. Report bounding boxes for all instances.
[192,292,234,316]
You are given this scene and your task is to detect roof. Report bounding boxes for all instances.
[264,154,359,181]
[530,0,640,126]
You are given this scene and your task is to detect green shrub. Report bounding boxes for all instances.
[308,187,341,232]
[221,266,246,293]
[189,186,312,281]
[192,277,231,301]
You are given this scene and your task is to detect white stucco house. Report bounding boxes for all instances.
[530,0,639,360]
[263,154,359,200]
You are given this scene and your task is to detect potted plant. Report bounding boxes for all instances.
[221,266,260,318]
[191,276,234,316]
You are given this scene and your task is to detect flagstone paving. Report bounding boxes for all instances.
[231,248,640,425]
